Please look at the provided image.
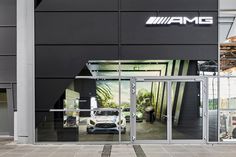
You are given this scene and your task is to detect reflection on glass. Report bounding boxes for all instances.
[220,111,236,141]
[172,82,203,140]
[220,41,236,76]
[208,77,218,141]
[36,79,120,142]
[93,80,131,141]
[79,79,120,141]
[120,80,131,141]
[77,60,218,77]
[96,80,119,108]
[219,78,236,141]
[82,60,119,76]
[63,89,80,128]
[136,81,167,140]
[36,59,220,142]
[198,60,218,76]
[220,78,236,109]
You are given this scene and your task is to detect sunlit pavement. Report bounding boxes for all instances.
[1,138,236,157]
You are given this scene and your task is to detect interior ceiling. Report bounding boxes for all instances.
[86,60,169,76]
[85,60,219,76]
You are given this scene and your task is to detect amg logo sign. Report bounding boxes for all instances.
[146,16,213,25]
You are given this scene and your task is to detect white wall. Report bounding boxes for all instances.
[219,0,236,43]
[219,17,235,43]
[220,0,236,10]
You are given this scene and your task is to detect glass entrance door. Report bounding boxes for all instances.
[131,77,207,143]
[130,78,169,142]
[171,80,207,142]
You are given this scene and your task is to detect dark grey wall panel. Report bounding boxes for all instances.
[0,0,16,25]
[0,56,16,82]
[35,78,73,127]
[0,27,16,54]
[120,45,218,60]
[35,12,118,44]
[121,12,218,45]
[36,46,118,77]
[36,79,72,111]
[36,0,118,11]
[121,0,217,11]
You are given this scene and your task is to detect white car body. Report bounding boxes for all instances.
[87,109,126,134]
[122,107,143,122]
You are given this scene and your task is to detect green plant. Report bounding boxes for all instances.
[96,82,114,108]
[136,88,151,112]
[209,99,218,110]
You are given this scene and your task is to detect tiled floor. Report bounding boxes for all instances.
[0,139,236,157]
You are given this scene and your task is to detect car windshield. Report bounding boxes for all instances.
[95,110,119,116]
[123,108,130,112]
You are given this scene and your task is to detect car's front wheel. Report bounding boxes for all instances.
[87,128,92,134]
[232,127,236,138]
[121,128,126,134]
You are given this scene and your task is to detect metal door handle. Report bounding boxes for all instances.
[132,113,136,118]
[132,136,136,141]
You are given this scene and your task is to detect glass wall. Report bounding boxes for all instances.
[135,81,168,140]
[120,80,131,141]
[208,77,218,142]
[219,23,236,142]
[171,82,203,140]
[36,78,121,142]
[219,78,236,141]
[35,59,218,142]
[220,41,236,76]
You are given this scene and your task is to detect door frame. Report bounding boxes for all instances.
[130,77,208,144]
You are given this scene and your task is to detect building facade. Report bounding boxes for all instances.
[0,0,236,144]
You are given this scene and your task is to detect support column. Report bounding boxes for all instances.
[17,0,34,144]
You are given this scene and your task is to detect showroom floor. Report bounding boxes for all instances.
[38,119,205,142]
[1,138,236,157]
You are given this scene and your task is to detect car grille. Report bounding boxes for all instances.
[96,123,116,128]
[125,116,130,121]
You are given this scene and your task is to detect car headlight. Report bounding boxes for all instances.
[89,120,95,125]
[136,112,143,118]
[136,113,143,118]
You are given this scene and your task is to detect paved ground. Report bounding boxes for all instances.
[1,138,236,157]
